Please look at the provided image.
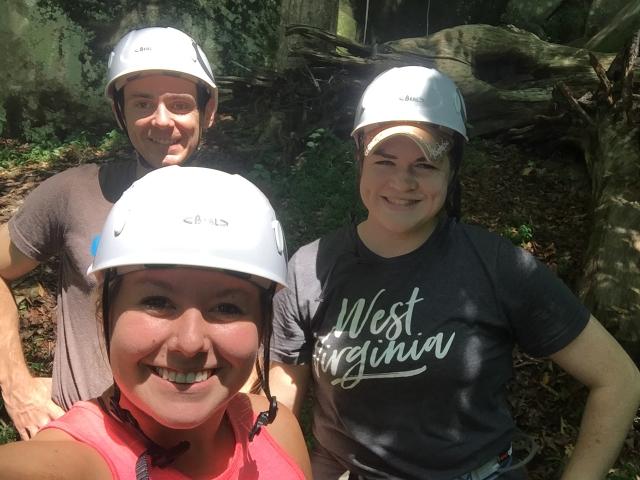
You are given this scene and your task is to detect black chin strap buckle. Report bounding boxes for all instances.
[248,396,278,441]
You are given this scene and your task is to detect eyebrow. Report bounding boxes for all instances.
[372,148,429,163]
[372,148,397,159]
[130,276,257,298]
[126,92,195,100]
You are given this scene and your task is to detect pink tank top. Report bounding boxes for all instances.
[43,394,306,479]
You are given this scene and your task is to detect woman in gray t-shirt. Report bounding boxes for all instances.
[269,66,640,480]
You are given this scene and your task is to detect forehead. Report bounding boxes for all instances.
[123,74,198,99]
[119,267,260,297]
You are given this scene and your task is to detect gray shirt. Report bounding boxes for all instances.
[272,218,589,480]
[9,161,136,410]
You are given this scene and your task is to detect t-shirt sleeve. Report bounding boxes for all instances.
[271,246,319,365]
[496,238,590,357]
[8,170,72,261]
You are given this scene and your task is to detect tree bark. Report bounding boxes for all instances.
[557,38,640,362]
[277,0,339,71]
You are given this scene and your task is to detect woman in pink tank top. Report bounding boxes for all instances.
[0,166,311,480]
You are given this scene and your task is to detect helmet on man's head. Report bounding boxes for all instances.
[351,66,467,140]
[105,27,218,139]
[88,166,287,289]
[105,27,217,102]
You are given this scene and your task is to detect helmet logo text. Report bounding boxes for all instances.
[399,95,424,103]
[183,215,229,227]
[134,46,152,53]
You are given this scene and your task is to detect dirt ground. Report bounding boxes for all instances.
[0,135,638,478]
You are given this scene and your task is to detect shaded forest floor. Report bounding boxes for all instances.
[0,130,639,479]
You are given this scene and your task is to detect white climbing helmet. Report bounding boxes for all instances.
[351,66,468,140]
[88,166,287,289]
[105,26,217,102]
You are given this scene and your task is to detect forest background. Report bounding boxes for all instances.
[1,0,640,478]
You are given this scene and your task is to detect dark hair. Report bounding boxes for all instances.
[445,132,465,220]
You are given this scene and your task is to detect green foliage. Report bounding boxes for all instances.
[35,0,280,76]
[0,129,122,169]
[0,422,18,445]
[0,397,17,445]
[607,462,640,479]
[248,129,363,251]
[503,223,534,246]
[97,129,128,152]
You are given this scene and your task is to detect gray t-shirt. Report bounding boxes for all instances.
[271,218,589,480]
[9,161,136,410]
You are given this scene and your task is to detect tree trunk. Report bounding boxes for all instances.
[556,38,640,361]
[277,0,339,71]
[580,117,640,361]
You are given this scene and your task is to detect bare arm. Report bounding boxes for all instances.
[250,394,313,479]
[269,361,311,419]
[0,223,64,440]
[0,428,111,479]
[550,316,640,480]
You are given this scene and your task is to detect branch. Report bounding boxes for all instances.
[621,30,640,124]
[556,82,595,127]
[589,52,613,106]
[286,24,373,57]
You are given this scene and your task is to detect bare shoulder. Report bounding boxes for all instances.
[0,430,111,479]
[247,394,312,479]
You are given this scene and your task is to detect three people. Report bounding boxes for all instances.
[0,26,217,439]
[268,66,640,479]
[0,166,311,479]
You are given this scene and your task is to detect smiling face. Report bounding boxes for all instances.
[358,124,451,253]
[123,75,211,169]
[108,267,262,431]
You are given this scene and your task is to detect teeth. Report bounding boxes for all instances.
[149,137,174,145]
[155,367,213,384]
[386,197,418,206]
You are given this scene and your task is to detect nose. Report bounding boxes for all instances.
[151,102,174,129]
[390,166,418,191]
[167,308,211,356]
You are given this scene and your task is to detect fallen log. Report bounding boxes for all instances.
[285,23,634,137]
[556,34,640,362]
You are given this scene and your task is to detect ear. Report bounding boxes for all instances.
[203,96,217,128]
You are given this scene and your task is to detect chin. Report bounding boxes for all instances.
[148,404,212,430]
[159,155,187,167]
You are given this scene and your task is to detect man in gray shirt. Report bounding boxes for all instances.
[0,26,217,440]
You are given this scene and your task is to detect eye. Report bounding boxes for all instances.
[415,161,437,170]
[140,296,174,312]
[373,158,395,166]
[133,100,154,110]
[213,303,244,315]
[170,100,196,113]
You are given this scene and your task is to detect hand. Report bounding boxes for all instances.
[2,376,65,440]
